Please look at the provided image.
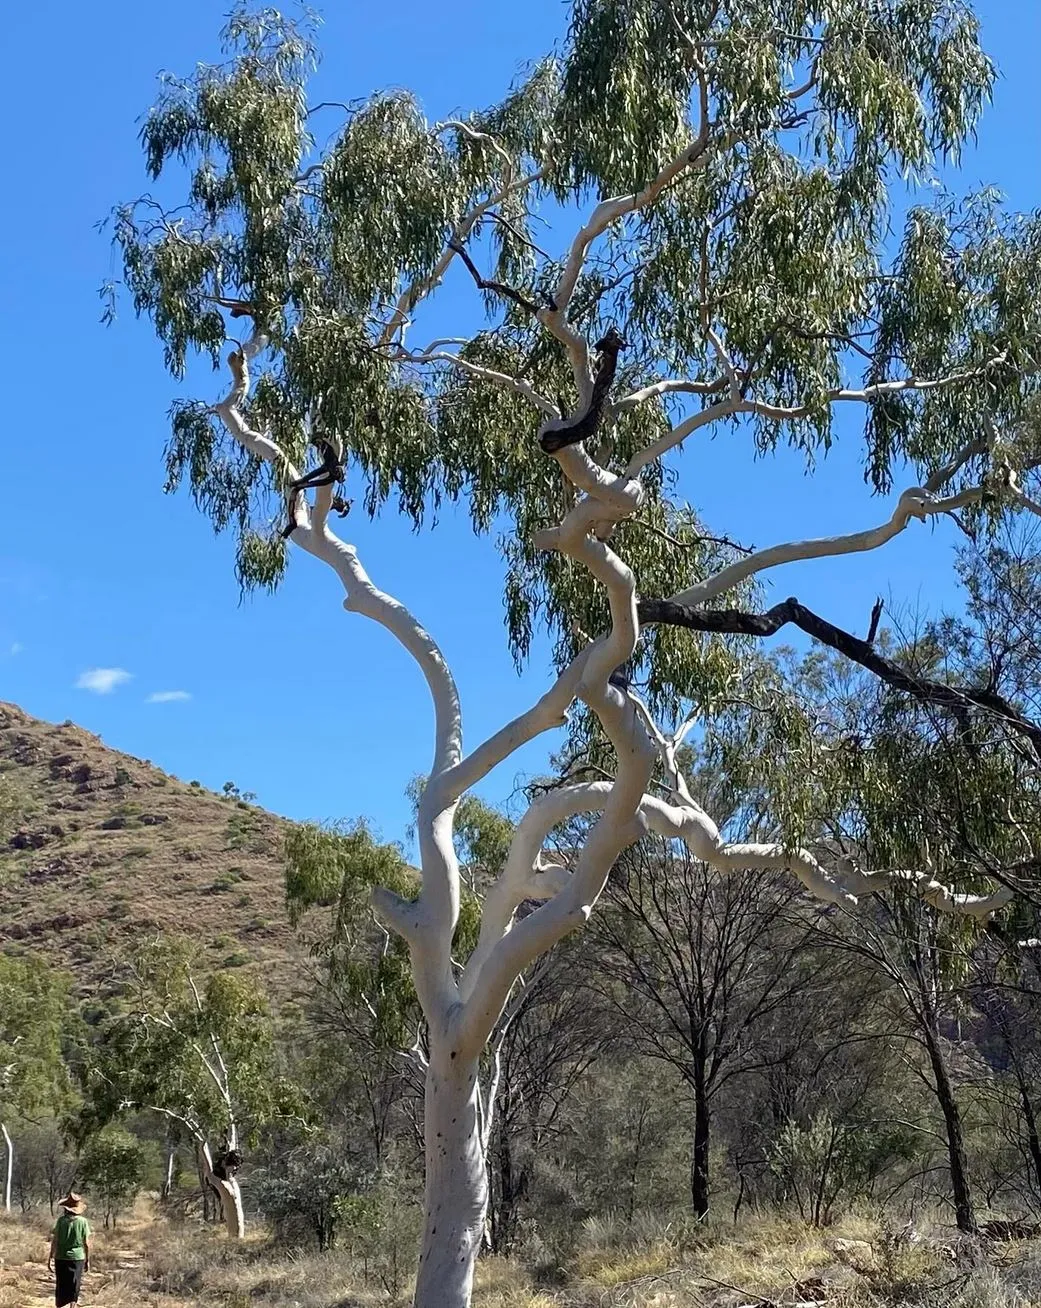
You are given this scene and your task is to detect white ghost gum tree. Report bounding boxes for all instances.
[114,3,1041,1302]
[82,938,293,1239]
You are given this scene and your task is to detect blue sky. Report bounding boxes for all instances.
[1,2,1039,847]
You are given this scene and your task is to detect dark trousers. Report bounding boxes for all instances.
[55,1257,84,1306]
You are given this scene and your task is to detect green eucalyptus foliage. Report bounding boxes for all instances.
[284,819,415,931]
[81,936,299,1148]
[453,793,516,878]
[284,813,492,1049]
[114,0,1041,689]
[285,820,418,1047]
[0,956,73,1124]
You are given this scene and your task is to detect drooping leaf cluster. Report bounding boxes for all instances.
[114,0,1041,674]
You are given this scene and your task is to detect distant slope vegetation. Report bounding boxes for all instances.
[0,701,307,1003]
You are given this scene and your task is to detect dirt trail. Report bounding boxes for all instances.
[0,1257,124,1307]
[0,1212,152,1308]
[1,1260,52,1308]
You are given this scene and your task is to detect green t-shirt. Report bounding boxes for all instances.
[52,1213,90,1261]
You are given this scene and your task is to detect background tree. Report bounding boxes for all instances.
[114,2,1040,1302]
[0,956,72,1214]
[593,836,831,1219]
[81,936,298,1238]
[80,1127,147,1229]
[254,1132,377,1252]
[287,819,425,1177]
[483,939,609,1252]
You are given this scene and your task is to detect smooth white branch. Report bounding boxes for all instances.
[539,119,733,393]
[213,330,465,1014]
[668,484,982,609]
[622,358,1007,481]
[613,375,729,413]
[455,456,657,1055]
[462,780,1011,987]
[398,346,560,418]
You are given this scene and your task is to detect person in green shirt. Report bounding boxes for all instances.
[47,1192,90,1308]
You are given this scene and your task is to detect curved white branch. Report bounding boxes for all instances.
[613,376,729,413]
[458,784,609,1005]
[212,333,464,1011]
[399,347,559,418]
[458,782,1010,997]
[434,119,516,177]
[432,652,589,808]
[456,457,657,1056]
[539,126,734,392]
[668,483,983,609]
[626,397,741,478]
[1008,470,1041,519]
[622,361,1006,482]
[213,334,299,477]
[742,355,1008,422]
[547,134,714,322]
[837,862,1013,920]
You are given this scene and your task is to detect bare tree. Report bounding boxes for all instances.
[593,839,831,1218]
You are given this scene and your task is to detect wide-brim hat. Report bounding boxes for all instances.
[58,1192,86,1214]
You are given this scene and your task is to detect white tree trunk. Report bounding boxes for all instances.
[162,1141,175,1199]
[1,1123,11,1213]
[413,1050,488,1308]
[200,1142,245,1239]
[214,1175,245,1239]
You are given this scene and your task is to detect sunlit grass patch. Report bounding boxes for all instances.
[579,1239,680,1286]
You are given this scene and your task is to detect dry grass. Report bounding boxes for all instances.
[0,700,304,999]
[4,1194,1041,1308]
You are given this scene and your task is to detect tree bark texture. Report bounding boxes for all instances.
[691,1090,711,1221]
[200,1142,245,1239]
[923,1024,977,1234]
[413,1053,488,1308]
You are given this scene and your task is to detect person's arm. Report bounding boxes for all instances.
[83,1231,90,1273]
[47,1232,55,1272]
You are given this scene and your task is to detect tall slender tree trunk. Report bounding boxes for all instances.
[691,1090,711,1220]
[1014,1067,1041,1200]
[1,1123,11,1214]
[162,1139,176,1201]
[413,1049,488,1308]
[194,1142,213,1222]
[923,1023,977,1234]
[690,1033,711,1220]
[488,1119,518,1254]
[627,1102,649,1223]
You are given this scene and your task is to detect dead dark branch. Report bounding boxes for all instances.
[638,595,1041,757]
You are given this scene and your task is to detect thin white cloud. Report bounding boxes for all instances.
[76,668,132,695]
[8,642,21,656]
[146,690,192,704]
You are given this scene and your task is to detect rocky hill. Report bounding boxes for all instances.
[0,700,308,1004]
